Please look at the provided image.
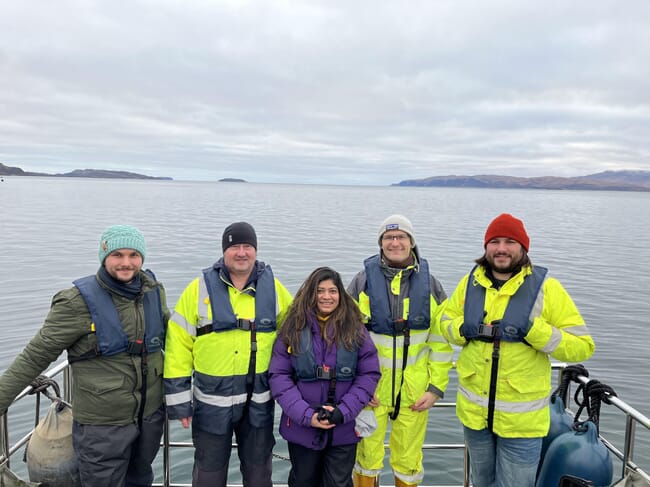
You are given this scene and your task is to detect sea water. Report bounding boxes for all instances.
[1,177,649,484]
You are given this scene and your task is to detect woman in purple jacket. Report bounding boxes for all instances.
[269,267,380,487]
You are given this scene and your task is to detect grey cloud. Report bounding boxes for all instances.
[1,0,649,184]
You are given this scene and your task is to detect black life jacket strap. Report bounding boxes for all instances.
[196,319,254,337]
[245,321,257,407]
[138,349,148,426]
[486,323,501,431]
[390,320,410,421]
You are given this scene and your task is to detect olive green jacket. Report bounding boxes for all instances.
[0,269,170,425]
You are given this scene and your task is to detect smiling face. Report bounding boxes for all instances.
[223,243,257,279]
[485,237,525,279]
[380,230,414,267]
[103,249,143,282]
[316,279,340,316]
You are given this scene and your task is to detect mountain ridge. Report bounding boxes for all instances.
[394,170,650,192]
[0,163,171,180]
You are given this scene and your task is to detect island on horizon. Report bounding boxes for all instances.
[0,162,172,181]
[392,170,650,192]
[218,177,247,183]
[3,162,650,192]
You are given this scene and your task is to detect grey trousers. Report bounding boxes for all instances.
[72,407,165,487]
[191,418,275,487]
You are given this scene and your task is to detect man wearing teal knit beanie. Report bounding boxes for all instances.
[0,224,171,487]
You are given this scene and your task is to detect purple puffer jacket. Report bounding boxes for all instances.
[269,317,380,451]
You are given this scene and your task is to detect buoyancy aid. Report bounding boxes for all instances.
[363,254,431,334]
[292,326,358,382]
[199,264,277,334]
[464,265,548,341]
[71,270,165,360]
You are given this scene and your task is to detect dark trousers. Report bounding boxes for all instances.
[191,417,275,487]
[287,441,356,487]
[72,406,165,487]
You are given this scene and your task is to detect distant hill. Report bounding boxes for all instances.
[394,170,650,192]
[219,178,247,183]
[0,162,172,180]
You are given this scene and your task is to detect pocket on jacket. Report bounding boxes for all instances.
[76,375,126,395]
[502,374,550,400]
[456,361,479,384]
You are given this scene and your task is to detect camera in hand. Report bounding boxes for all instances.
[317,407,332,422]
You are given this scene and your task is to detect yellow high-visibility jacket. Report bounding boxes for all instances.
[348,257,453,407]
[164,262,293,435]
[441,264,595,437]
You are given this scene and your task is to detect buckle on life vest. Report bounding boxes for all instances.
[393,319,408,334]
[477,323,497,342]
[236,319,252,330]
[127,339,145,354]
[316,365,333,379]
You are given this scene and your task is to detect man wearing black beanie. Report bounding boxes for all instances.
[164,221,293,487]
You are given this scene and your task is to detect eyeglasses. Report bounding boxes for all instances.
[382,234,409,242]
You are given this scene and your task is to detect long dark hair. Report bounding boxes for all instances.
[280,267,365,353]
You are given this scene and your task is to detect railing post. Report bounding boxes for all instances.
[63,364,73,404]
[1,413,9,469]
[163,411,170,487]
[463,443,470,487]
[622,415,636,479]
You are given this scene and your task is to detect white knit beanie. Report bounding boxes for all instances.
[377,214,416,247]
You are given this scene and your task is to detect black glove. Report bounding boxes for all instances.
[328,407,344,425]
[316,407,331,421]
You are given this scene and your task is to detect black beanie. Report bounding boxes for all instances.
[222,222,257,251]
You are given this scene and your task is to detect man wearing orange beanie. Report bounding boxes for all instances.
[440,213,595,487]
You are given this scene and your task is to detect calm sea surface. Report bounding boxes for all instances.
[1,177,649,484]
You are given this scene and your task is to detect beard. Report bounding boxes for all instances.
[487,252,525,274]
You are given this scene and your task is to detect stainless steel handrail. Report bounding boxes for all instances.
[2,362,649,486]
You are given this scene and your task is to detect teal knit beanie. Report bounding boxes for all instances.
[98,225,146,263]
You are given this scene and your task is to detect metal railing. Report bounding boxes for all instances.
[1,361,649,486]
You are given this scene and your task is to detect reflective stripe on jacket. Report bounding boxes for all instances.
[464,265,548,341]
[201,265,277,332]
[72,271,165,357]
[441,264,595,437]
[163,260,293,435]
[364,254,430,333]
[347,257,452,407]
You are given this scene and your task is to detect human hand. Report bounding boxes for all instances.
[459,322,479,340]
[180,417,192,428]
[410,391,440,412]
[311,407,336,429]
[315,404,344,425]
[368,394,380,408]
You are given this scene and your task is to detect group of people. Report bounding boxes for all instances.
[0,213,595,487]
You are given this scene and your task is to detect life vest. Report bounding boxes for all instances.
[464,265,548,340]
[199,264,277,333]
[363,254,431,334]
[292,326,358,382]
[72,271,165,358]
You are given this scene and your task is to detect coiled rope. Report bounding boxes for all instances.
[28,375,71,411]
[551,363,589,403]
[573,378,617,434]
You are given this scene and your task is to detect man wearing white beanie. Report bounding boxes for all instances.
[347,215,453,487]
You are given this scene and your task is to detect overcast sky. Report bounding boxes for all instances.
[1,1,649,185]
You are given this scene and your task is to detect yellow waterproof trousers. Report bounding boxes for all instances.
[354,403,428,485]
